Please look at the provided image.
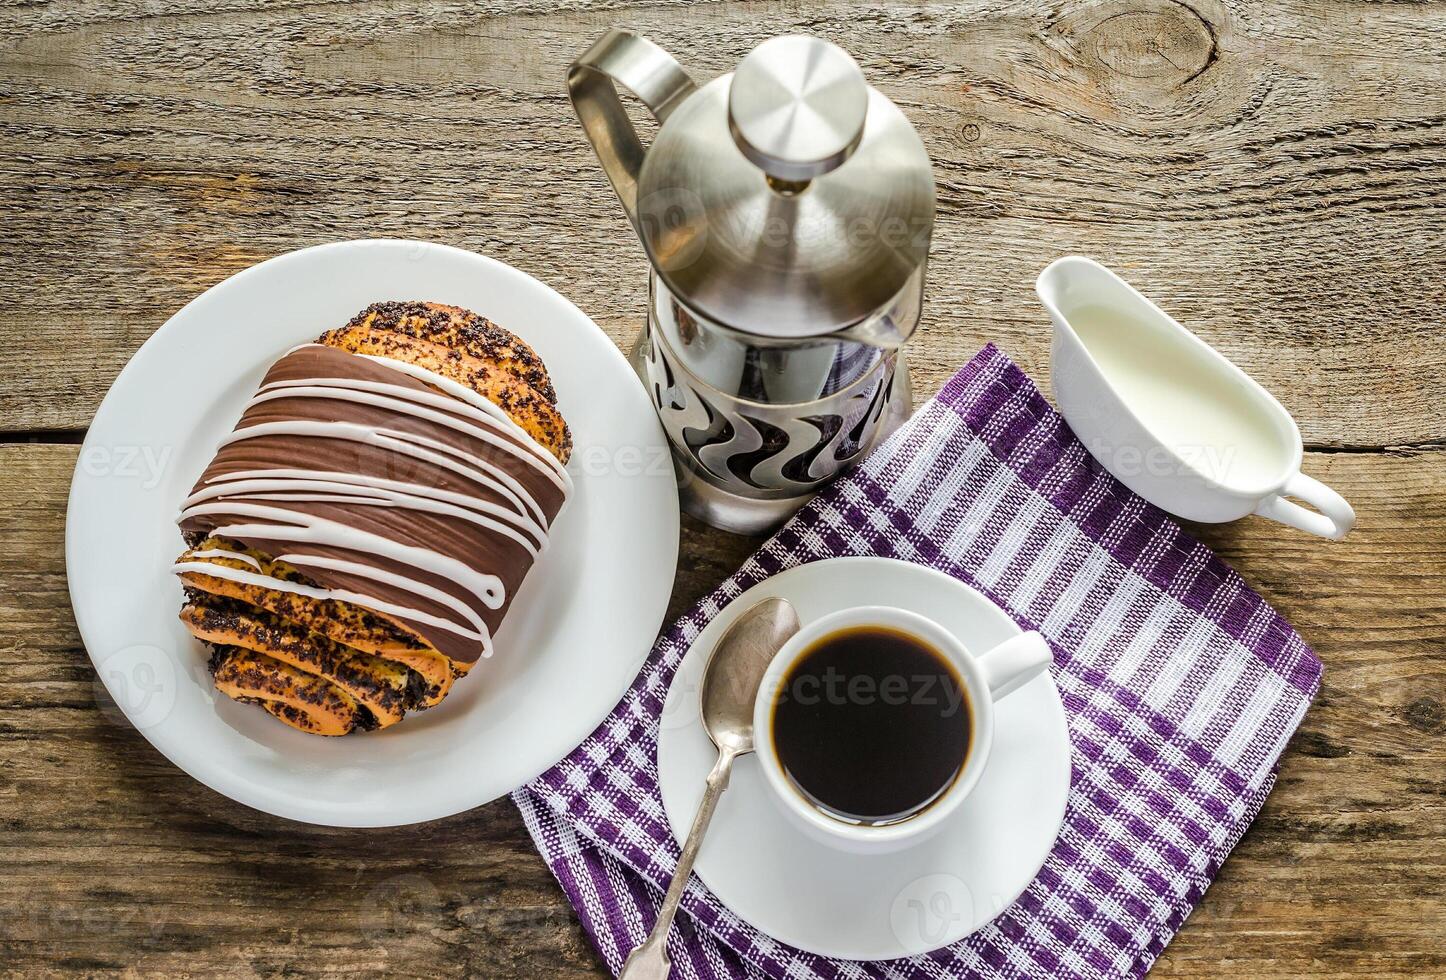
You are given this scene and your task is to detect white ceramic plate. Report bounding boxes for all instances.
[658,558,1070,961]
[68,240,679,827]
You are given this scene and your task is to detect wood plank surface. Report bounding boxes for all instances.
[2,443,1443,977]
[0,0,1443,445]
[1,0,1443,977]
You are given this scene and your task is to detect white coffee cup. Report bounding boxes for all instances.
[752,606,1052,853]
[1038,256,1355,540]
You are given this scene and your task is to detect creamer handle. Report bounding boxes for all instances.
[1254,472,1356,540]
[567,29,697,234]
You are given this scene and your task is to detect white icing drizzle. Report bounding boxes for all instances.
[188,548,263,570]
[217,419,550,528]
[179,500,504,656]
[253,378,570,494]
[184,472,546,555]
[274,552,491,635]
[174,347,573,661]
[185,501,504,603]
[279,343,573,492]
[353,351,574,488]
[172,561,493,649]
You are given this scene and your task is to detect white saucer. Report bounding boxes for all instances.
[657,558,1070,961]
[68,240,679,827]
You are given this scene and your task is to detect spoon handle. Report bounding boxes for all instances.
[619,748,738,980]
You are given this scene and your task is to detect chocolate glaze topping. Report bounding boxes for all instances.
[177,344,569,664]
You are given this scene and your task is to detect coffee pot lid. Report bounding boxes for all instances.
[635,35,935,342]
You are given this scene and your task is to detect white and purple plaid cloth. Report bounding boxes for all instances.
[514,346,1321,980]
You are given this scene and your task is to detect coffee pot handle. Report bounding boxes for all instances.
[1254,472,1356,540]
[568,29,697,234]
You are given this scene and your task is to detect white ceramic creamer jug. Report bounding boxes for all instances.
[1038,257,1355,540]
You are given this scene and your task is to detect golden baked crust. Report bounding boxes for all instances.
[212,647,358,737]
[316,324,572,464]
[343,301,559,404]
[182,600,414,728]
[177,539,458,704]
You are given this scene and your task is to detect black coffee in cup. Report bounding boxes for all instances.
[769,625,970,825]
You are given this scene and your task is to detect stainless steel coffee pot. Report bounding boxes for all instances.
[569,31,935,533]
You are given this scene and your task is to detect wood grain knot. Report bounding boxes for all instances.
[1077,1,1216,86]
[1293,730,1351,759]
[1403,696,1444,736]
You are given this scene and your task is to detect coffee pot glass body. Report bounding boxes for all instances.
[569,30,935,532]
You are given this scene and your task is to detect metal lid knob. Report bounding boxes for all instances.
[727,35,869,183]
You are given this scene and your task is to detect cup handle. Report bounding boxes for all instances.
[976,632,1053,702]
[1253,472,1355,541]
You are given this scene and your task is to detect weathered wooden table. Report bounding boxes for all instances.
[2,1,1443,976]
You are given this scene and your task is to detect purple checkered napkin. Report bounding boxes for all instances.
[513,345,1321,980]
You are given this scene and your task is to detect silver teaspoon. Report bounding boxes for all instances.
[619,597,800,980]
